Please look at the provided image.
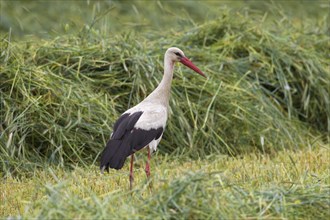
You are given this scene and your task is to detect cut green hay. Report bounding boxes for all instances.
[1,6,329,173]
[1,2,329,219]
[1,147,329,219]
[1,1,328,39]
[0,0,218,38]
[178,14,330,133]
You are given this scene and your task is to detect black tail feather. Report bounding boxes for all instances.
[100,125,164,172]
[100,139,130,171]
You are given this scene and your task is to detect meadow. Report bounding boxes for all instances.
[0,0,329,219]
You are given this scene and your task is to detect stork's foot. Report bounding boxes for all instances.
[145,163,151,178]
[129,173,134,191]
[129,154,135,190]
[145,158,153,191]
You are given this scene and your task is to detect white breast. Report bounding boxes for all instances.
[125,102,168,130]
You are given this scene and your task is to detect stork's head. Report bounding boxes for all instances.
[166,47,206,78]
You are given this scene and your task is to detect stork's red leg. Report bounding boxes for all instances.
[145,148,151,178]
[145,148,153,191]
[129,153,134,190]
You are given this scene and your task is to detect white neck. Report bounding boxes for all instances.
[144,55,174,106]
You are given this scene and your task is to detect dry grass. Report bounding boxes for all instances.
[1,146,329,219]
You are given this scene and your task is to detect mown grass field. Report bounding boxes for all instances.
[1,147,329,219]
[1,0,329,219]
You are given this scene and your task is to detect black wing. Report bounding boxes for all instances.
[100,111,163,171]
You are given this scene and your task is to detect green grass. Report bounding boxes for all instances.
[1,15,328,170]
[0,0,329,219]
[2,147,329,219]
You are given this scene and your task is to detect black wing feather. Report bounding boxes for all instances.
[111,112,143,140]
[130,127,163,152]
[100,111,164,171]
[112,113,130,135]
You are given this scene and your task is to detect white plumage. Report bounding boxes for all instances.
[126,102,168,131]
[124,102,167,152]
[100,47,206,189]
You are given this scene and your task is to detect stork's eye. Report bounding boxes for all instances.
[174,52,183,57]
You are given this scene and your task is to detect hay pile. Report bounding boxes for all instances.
[1,10,329,172]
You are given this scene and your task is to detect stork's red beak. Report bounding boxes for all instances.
[180,57,206,78]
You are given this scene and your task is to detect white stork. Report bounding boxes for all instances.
[100,47,206,189]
